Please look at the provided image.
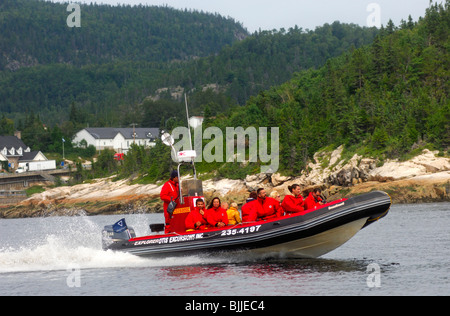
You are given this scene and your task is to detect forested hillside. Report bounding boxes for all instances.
[181,22,379,104]
[90,1,448,183]
[210,1,449,175]
[0,0,378,129]
[0,0,246,127]
[0,0,247,69]
[2,0,447,184]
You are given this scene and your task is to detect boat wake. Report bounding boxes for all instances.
[0,235,142,273]
[0,215,225,274]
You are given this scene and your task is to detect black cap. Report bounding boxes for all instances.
[170,170,179,179]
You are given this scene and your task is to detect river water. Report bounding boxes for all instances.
[0,203,449,296]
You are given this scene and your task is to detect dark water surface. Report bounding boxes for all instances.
[1,203,449,296]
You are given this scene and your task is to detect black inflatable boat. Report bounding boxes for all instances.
[102,190,391,259]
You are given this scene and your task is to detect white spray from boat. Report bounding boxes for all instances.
[0,215,225,274]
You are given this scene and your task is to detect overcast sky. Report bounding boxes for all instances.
[52,0,436,32]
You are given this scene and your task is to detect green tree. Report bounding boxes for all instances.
[94,149,118,176]
[0,114,14,135]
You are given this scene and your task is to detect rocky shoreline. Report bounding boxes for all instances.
[1,149,449,219]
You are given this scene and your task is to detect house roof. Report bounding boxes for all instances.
[20,151,46,162]
[84,128,160,141]
[0,136,28,150]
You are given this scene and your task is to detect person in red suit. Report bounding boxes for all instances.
[254,188,283,221]
[243,188,282,222]
[185,199,209,231]
[206,197,229,228]
[304,188,324,210]
[160,170,180,233]
[241,191,257,222]
[281,184,305,215]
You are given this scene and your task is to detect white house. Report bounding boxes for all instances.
[0,135,49,170]
[73,128,160,154]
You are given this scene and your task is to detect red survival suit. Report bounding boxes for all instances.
[205,207,229,227]
[241,198,256,222]
[304,192,323,210]
[185,207,209,231]
[281,195,305,214]
[160,179,179,233]
[243,197,282,222]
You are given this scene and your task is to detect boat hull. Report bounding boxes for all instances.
[250,217,368,259]
[103,191,391,259]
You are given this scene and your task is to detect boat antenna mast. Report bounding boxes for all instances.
[161,93,199,204]
[184,93,197,180]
